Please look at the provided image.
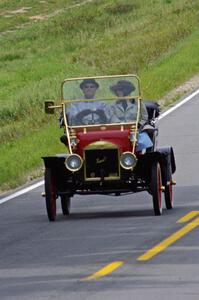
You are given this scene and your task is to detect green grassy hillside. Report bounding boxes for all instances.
[0,0,199,191]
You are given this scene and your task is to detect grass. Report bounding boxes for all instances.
[141,29,199,99]
[0,0,199,191]
[0,121,66,190]
[0,0,80,32]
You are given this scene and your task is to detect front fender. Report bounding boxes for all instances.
[42,154,74,192]
[42,154,68,169]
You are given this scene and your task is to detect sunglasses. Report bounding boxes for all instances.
[84,85,96,89]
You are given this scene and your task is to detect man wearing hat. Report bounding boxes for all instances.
[79,79,99,99]
[68,79,110,125]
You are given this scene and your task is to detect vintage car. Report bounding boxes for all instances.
[43,74,176,221]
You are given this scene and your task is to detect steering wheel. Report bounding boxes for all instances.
[74,109,107,125]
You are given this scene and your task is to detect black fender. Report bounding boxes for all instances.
[42,154,68,169]
[42,154,74,193]
[156,146,176,173]
[136,146,176,185]
[156,146,176,186]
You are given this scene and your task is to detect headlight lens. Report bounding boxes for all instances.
[120,152,137,170]
[65,154,83,171]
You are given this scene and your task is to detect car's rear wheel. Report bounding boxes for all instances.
[151,161,162,215]
[45,168,57,221]
[61,195,71,215]
[165,180,173,209]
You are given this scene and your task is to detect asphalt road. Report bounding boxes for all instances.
[1,92,199,300]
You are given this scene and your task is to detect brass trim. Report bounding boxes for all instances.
[61,95,140,104]
[132,97,140,153]
[61,74,141,95]
[83,144,120,181]
[84,141,118,150]
[61,75,141,107]
[63,103,73,154]
[68,121,137,130]
[85,176,121,182]
[48,105,62,109]
[62,74,139,81]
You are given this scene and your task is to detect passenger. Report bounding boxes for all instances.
[110,80,153,151]
[110,80,148,124]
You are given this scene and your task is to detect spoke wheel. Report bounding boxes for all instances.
[61,195,71,216]
[165,180,173,209]
[151,162,162,215]
[45,169,57,221]
[75,109,107,125]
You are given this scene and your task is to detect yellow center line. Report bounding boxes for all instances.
[81,212,199,281]
[137,217,199,261]
[81,261,124,281]
[177,211,199,223]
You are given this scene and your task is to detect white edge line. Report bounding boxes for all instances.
[159,88,199,120]
[1,88,199,205]
[0,181,44,204]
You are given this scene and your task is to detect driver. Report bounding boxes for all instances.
[68,79,110,125]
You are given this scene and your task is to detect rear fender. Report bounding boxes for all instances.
[136,147,176,185]
[156,147,176,185]
[157,146,176,173]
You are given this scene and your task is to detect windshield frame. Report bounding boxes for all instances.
[61,74,142,128]
[61,74,141,101]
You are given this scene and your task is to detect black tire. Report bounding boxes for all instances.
[165,180,173,209]
[151,162,162,215]
[61,195,71,215]
[45,169,57,221]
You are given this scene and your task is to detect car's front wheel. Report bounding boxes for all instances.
[45,168,57,221]
[151,161,162,215]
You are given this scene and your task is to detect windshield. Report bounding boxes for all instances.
[62,75,141,126]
